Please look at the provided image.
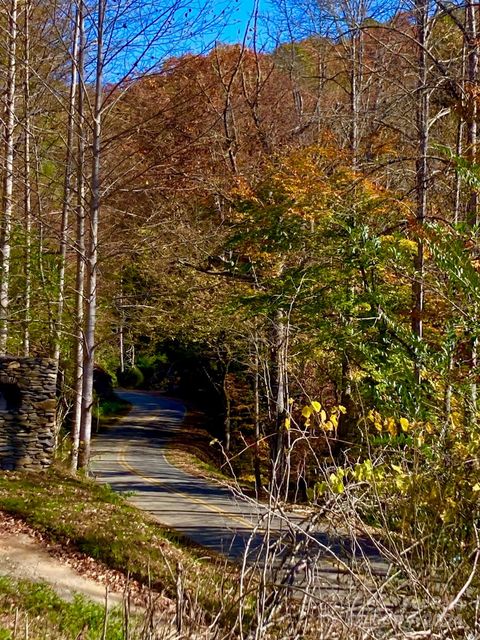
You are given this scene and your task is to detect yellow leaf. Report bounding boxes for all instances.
[473,483,480,492]
[329,473,344,494]
[385,417,395,435]
[311,400,321,412]
[338,405,347,414]
[302,406,313,418]
[395,475,409,493]
[425,422,434,434]
[330,414,338,428]
[323,420,334,431]
[374,421,383,432]
[399,417,409,432]
[320,409,327,422]
[284,417,291,430]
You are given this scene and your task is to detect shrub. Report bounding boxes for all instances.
[116,366,144,388]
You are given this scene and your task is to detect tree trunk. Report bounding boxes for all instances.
[119,281,125,373]
[412,0,429,385]
[466,0,478,227]
[0,0,18,355]
[253,346,262,497]
[22,0,32,357]
[223,370,231,453]
[71,0,86,472]
[270,310,289,498]
[79,0,105,469]
[465,0,478,423]
[350,23,363,169]
[53,0,81,371]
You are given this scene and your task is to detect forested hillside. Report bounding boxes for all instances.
[0,0,480,633]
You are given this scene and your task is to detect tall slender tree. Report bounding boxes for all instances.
[465,0,478,420]
[411,0,430,386]
[71,0,87,472]
[0,0,19,355]
[78,0,106,468]
[53,0,81,372]
[22,0,32,357]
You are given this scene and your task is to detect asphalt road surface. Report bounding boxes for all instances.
[91,390,387,584]
[91,390,283,560]
[91,390,391,616]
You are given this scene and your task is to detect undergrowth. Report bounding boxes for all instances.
[0,469,239,625]
[0,577,124,640]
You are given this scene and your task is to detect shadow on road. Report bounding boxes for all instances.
[92,390,388,581]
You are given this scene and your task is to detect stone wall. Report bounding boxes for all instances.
[0,357,57,471]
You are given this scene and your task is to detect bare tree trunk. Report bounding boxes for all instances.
[216,335,232,453]
[79,0,106,469]
[270,310,289,498]
[119,325,125,372]
[119,281,125,373]
[214,43,242,175]
[454,118,464,225]
[71,0,86,472]
[253,345,262,497]
[466,0,478,227]
[453,40,467,225]
[22,0,32,357]
[443,351,453,436]
[0,0,18,355]
[412,0,429,385]
[223,366,231,453]
[53,0,81,371]
[465,0,478,422]
[350,23,363,169]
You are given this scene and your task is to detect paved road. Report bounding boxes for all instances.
[91,390,393,621]
[91,390,387,586]
[91,390,284,560]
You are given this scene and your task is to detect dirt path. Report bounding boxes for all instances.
[0,512,147,608]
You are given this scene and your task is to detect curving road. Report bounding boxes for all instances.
[90,388,392,621]
[91,389,387,595]
[91,390,278,560]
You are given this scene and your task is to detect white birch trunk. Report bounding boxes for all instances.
[0,0,18,355]
[79,0,106,468]
[71,0,86,472]
[23,0,32,357]
[53,0,81,371]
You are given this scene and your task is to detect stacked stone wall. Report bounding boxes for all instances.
[0,357,57,471]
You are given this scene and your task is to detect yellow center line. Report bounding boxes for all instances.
[118,446,255,531]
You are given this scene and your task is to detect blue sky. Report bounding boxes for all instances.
[100,0,276,82]
[209,0,274,49]
[215,0,258,43]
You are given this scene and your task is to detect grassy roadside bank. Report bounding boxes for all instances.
[0,469,243,634]
[0,576,126,640]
